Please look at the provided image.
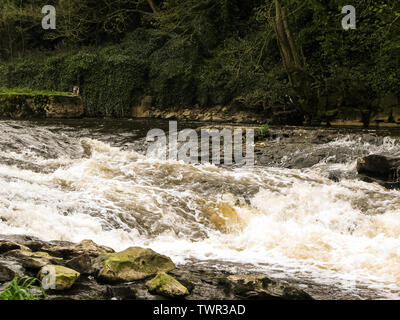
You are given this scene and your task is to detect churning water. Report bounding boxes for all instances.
[0,119,399,299]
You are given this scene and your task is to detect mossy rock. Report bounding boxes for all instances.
[146,272,189,298]
[93,247,175,283]
[38,265,80,291]
[3,249,63,269]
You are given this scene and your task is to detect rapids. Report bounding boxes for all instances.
[0,119,399,299]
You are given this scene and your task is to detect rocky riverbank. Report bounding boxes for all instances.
[131,95,400,128]
[0,234,313,300]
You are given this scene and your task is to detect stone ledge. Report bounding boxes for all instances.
[0,94,84,119]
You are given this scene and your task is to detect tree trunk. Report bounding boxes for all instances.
[281,7,302,69]
[273,0,304,77]
[146,0,159,14]
[273,0,322,124]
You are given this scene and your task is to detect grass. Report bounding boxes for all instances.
[0,87,70,97]
[257,123,270,136]
[0,276,47,300]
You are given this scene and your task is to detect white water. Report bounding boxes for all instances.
[0,122,400,299]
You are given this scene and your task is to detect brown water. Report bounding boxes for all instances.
[0,119,399,300]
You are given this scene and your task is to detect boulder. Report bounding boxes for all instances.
[225,275,313,300]
[0,256,26,280]
[66,254,94,275]
[0,240,30,254]
[357,155,400,188]
[3,249,63,269]
[93,247,175,283]
[146,272,189,298]
[0,234,48,252]
[38,265,80,291]
[42,240,114,260]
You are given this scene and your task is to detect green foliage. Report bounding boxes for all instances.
[0,0,399,120]
[0,276,46,300]
[0,87,69,96]
[258,123,270,136]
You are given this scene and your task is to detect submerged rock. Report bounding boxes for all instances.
[146,272,189,298]
[357,155,400,188]
[38,265,80,291]
[93,247,175,283]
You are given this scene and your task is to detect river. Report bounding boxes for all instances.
[0,119,399,300]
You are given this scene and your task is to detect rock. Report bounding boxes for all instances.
[0,241,26,254]
[0,235,48,252]
[225,275,313,300]
[93,247,175,283]
[44,96,84,119]
[328,171,342,182]
[38,265,80,291]
[3,249,63,269]
[106,285,138,300]
[22,255,53,269]
[0,256,26,279]
[66,254,94,275]
[357,155,400,188]
[289,153,323,169]
[43,239,114,260]
[46,277,108,300]
[0,263,15,282]
[146,272,189,298]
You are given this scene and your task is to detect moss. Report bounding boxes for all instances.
[146,272,189,297]
[32,252,51,258]
[94,247,175,283]
[38,265,80,291]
